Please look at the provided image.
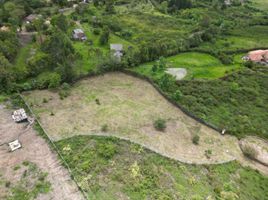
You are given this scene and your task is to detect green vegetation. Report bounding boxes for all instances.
[56,135,268,200]
[0,161,51,200]
[153,118,166,131]
[134,52,243,79]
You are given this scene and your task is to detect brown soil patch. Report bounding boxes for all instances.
[0,104,84,200]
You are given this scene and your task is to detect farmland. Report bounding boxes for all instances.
[0,0,268,199]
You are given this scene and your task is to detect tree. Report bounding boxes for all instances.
[0,54,13,92]
[99,26,110,45]
[51,14,69,32]
[42,29,75,65]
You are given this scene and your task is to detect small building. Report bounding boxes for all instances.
[24,14,40,24]
[110,44,123,61]
[12,109,28,123]
[9,140,22,151]
[243,50,268,64]
[72,29,87,41]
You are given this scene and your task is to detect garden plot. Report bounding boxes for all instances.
[0,104,83,200]
[24,72,244,165]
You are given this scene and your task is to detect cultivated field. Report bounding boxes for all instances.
[23,72,245,165]
[0,104,83,200]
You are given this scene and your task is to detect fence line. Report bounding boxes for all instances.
[18,94,88,200]
[76,132,236,165]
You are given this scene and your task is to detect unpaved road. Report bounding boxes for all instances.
[0,104,84,200]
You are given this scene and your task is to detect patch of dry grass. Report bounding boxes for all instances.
[23,73,242,164]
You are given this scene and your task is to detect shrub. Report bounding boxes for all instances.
[93,28,100,35]
[205,149,212,159]
[35,72,61,89]
[97,142,117,159]
[153,118,166,131]
[101,124,108,132]
[241,144,258,159]
[192,135,200,145]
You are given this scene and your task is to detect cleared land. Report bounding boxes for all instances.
[0,104,83,200]
[24,73,243,165]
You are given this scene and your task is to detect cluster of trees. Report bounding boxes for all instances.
[0,0,46,29]
[156,0,192,13]
[0,30,19,92]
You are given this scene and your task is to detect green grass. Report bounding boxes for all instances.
[198,25,268,52]
[72,23,135,75]
[133,52,243,80]
[56,135,268,200]
[251,0,268,10]
[12,43,34,77]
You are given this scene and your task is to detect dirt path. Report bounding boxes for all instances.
[0,104,84,200]
[23,72,268,175]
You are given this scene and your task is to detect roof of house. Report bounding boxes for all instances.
[110,44,123,51]
[25,14,39,22]
[247,50,268,62]
[73,29,84,34]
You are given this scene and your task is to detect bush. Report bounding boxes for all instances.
[241,144,258,159]
[93,28,100,35]
[192,135,200,145]
[101,124,108,132]
[97,142,117,159]
[35,72,61,89]
[153,118,166,131]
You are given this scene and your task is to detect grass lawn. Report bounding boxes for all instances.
[132,52,243,80]
[56,135,268,200]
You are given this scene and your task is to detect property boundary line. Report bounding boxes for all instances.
[18,94,88,200]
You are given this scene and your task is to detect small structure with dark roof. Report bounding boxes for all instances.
[72,29,87,41]
[110,44,123,61]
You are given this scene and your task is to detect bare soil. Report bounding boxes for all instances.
[0,104,84,200]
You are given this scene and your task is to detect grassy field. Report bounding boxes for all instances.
[23,72,242,164]
[133,52,243,80]
[198,25,268,52]
[251,0,268,10]
[56,135,268,200]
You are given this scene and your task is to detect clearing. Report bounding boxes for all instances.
[23,72,267,173]
[0,104,83,200]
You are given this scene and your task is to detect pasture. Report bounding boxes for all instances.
[133,52,243,80]
[23,72,242,164]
